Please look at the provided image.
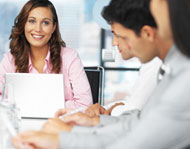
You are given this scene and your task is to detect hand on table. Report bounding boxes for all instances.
[85,102,125,116]
[54,108,74,118]
[12,131,59,149]
[85,103,106,117]
[41,118,73,133]
[63,112,100,127]
[105,102,125,115]
[54,107,99,127]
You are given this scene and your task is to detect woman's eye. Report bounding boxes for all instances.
[42,21,49,25]
[28,19,35,24]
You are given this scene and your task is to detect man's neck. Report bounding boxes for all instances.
[158,39,173,61]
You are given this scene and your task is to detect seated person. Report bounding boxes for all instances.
[85,57,162,117]
[0,0,93,109]
[13,0,190,148]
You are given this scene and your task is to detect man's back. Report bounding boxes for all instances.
[107,45,190,149]
[59,45,190,149]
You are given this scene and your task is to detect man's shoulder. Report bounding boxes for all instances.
[140,57,162,74]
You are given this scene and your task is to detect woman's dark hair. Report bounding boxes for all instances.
[101,0,157,36]
[168,0,190,57]
[9,0,66,73]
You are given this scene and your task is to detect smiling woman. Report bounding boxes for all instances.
[10,0,64,73]
[0,0,93,109]
[24,7,56,64]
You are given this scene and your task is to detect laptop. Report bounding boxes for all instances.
[5,73,65,118]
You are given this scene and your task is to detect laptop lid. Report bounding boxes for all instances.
[5,73,65,118]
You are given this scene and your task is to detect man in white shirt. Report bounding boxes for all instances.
[110,57,162,116]
[85,0,162,116]
[14,0,190,148]
[86,56,162,117]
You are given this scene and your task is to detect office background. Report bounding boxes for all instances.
[0,0,140,105]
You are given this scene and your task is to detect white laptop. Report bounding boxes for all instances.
[5,73,65,118]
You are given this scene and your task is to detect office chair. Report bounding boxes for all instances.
[84,66,104,105]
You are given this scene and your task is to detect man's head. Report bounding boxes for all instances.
[102,0,162,63]
[151,0,190,57]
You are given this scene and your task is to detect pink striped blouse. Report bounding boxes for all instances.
[0,47,93,109]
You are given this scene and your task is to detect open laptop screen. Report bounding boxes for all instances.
[5,73,65,118]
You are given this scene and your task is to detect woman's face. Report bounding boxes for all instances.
[150,0,173,41]
[24,7,56,50]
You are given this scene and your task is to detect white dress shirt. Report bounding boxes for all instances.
[105,57,162,116]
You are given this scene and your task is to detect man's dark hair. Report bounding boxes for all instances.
[168,0,190,57]
[101,0,157,36]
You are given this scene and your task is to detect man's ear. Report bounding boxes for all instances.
[140,25,156,42]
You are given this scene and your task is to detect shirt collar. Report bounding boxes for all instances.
[157,44,187,81]
[28,49,51,73]
[45,49,51,64]
[28,55,33,72]
[44,50,51,73]
[157,44,175,82]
